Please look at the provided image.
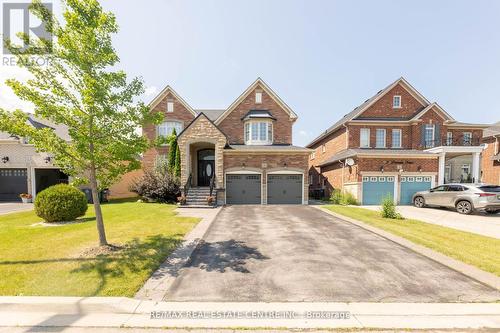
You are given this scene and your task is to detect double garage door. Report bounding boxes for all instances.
[361,175,433,205]
[0,168,28,202]
[225,173,302,205]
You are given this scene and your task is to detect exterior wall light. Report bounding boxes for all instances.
[1,156,9,163]
[44,156,52,164]
[380,165,384,173]
[418,166,423,173]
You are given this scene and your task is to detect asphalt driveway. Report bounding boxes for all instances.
[164,205,499,302]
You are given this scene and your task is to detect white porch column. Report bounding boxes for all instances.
[472,152,480,183]
[438,152,446,185]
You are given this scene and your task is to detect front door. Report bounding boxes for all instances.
[197,149,215,186]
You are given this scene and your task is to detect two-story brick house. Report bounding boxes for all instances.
[307,77,489,205]
[482,122,500,185]
[142,78,310,205]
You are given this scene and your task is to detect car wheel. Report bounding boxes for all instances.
[485,209,500,214]
[414,196,425,208]
[456,200,473,215]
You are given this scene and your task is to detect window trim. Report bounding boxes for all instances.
[463,132,472,145]
[391,129,402,148]
[393,95,401,108]
[375,128,386,148]
[157,120,183,144]
[166,99,174,113]
[446,131,453,145]
[424,124,435,148]
[244,120,273,145]
[360,128,370,148]
[255,91,263,104]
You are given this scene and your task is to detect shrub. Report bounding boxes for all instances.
[129,169,180,203]
[35,184,88,222]
[329,189,359,205]
[380,196,403,219]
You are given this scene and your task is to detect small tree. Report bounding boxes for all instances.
[174,144,181,177]
[0,0,160,246]
[167,128,178,176]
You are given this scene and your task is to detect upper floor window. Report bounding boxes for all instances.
[167,99,174,113]
[392,129,402,148]
[244,121,272,145]
[463,132,472,145]
[375,129,386,148]
[360,128,370,148]
[446,131,453,145]
[322,144,326,153]
[393,95,401,108]
[310,151,316,160]
[424,124,435,148]
[157,121,183,140]
[255,91,263,104]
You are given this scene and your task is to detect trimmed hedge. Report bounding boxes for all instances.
[35,184,88,222]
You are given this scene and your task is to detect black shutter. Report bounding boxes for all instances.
[434,123,441,146]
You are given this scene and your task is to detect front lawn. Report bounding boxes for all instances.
[0,200,199,296]
[324,205,500,276]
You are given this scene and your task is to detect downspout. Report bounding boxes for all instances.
[343,123,349,149]
[339,160,345,193]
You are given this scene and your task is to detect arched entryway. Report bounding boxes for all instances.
[197,148,215,186]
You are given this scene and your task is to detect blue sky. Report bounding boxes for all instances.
[2,0,500,146]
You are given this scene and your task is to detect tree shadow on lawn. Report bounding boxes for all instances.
[0,234,183,296]
[186,239,269,273]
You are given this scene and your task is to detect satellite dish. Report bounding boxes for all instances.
[345,158,355,166]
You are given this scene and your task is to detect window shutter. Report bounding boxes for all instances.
[421,124,426,147]
[435,123,441,146]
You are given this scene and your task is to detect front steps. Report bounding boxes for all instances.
[184,187,214,207]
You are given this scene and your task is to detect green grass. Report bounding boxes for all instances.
[0,199,199,296]
[324,205,500,276]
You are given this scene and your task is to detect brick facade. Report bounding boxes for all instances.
[482,136,500,185]
[217,85,293,145]
[142,91,195,169]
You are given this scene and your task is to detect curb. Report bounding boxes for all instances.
[135,207,223,301]
[313,206,500,291]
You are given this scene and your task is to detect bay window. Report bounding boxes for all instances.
[244,121,273,145]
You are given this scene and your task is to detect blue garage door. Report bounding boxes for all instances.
[400,176,432,205]
[362,176,395,205]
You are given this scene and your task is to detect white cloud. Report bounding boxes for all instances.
[299,130,310,137]
[0,64,34,112]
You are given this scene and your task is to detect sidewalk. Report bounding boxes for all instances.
[0,297,499,330]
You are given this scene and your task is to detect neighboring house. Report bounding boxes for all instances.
[0,114,69,202]
[482,122,500,185]
[307,77,489,205]
[140,78,310,205]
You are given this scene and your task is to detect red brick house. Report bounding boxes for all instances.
[142,78,310,205]
[482,122,500,185]
[307,77,489,205]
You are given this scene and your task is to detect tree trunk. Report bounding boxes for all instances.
[89,165,108,246]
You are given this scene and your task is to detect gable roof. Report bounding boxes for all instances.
[177,112,227,140]
[148,85,197,117]
[0,113,70,142]
[215,78,298,125]
[483,121,500,138]
[306,77,431,148]
[410,102,455,122]
[194,109,225,121]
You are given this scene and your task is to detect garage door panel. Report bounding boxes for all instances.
[267,174,302,205]
[400,176,432,205]
[362,176,394,205]
[0,168,28,202]
[226,174,261,204]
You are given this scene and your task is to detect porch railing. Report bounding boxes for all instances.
[422,137,481,149]
[209,174,216,197]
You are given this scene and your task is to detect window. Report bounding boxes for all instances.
[157,121,183,140]
[393,95,401,108]
[392,129,402,148]
[461,164,471,179]
[310,151,316,160]
[360,128,370,148]
[255,91,262,104]
[463,132,472,145]
[424,124,435,148]
[431,185,447,192]
[375,129,386,148]
[446,131,453,145]
[167,99,174,113]
[244,121,272,145]
[322,144,326,153]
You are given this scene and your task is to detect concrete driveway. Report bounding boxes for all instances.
[164,205,499,302]
[0,202,33,215]
[363,205,500,239]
